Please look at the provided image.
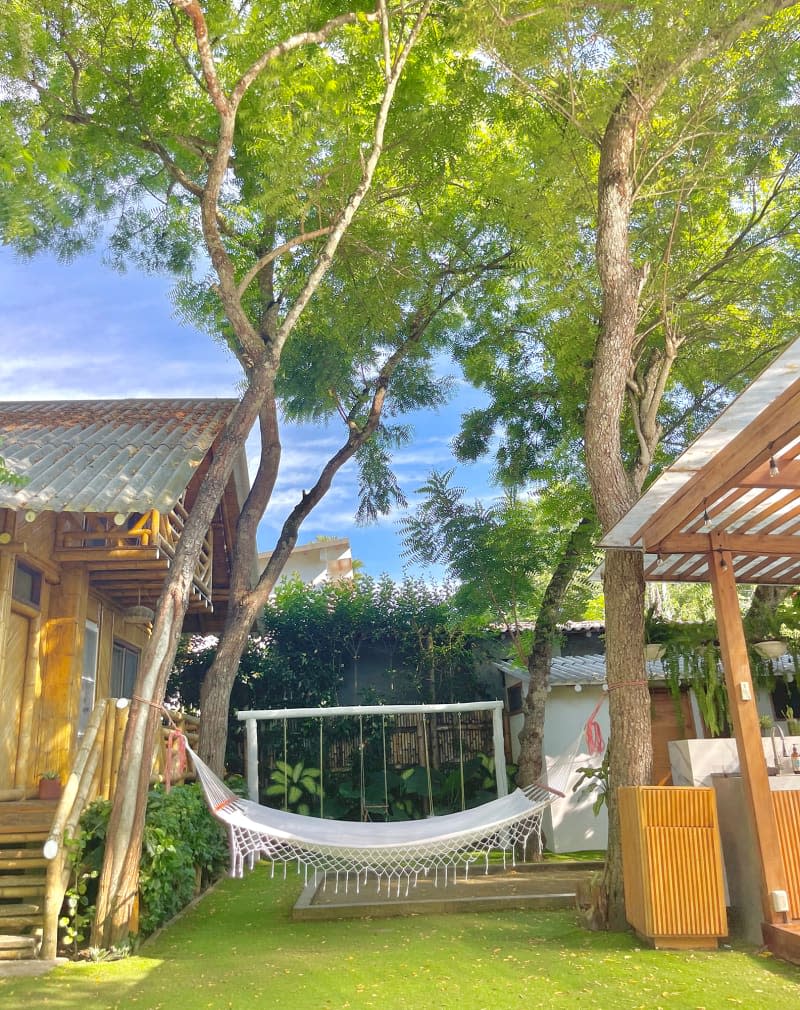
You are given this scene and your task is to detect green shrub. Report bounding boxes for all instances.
[63,783,228,949]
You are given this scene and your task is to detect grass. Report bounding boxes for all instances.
[2,866,800,1010]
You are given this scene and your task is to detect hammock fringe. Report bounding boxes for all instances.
[186,735,587,894]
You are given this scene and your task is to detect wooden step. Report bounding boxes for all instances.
[0,876,46,898]
[0,914,42,930]
[0,801,56,836]
[0,833,48,847]
[0,852,48,871]
[0,935,39,960]
[0,903,40,918]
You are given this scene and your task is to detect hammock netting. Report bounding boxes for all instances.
[187,738,582,896]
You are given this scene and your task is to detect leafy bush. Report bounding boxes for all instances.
[63,783,228,950]
[265,760,322,814]
[168,576,496,773]
[138,784,228,934]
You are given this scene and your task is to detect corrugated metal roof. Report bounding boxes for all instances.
[495,657,610,687]
[496,653,797,687]
[0,399,237,514]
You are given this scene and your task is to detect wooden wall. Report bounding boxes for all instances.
[651,687,697,786]
[0,509,150,792]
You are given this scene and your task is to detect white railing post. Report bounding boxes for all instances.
[245,716,259,801]
[491,702,509,797]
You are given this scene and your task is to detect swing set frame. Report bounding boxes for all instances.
[237,701,509,816]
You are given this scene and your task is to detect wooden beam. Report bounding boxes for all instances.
[633,391,800,549]
[54,548,161,563]
[738,459,800,489]
[655,533,800,556]
[709,536,787,925]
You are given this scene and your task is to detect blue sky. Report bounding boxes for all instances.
[0,246,495,581]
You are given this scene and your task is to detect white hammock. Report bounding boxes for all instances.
[187,736,584,896]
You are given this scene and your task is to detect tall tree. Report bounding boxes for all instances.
[461,0,800,925]
[2,0,438,945]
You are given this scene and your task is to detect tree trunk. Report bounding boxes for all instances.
[92,369,271,947]
[585,95,652,930]
[600,547,650,930]
[516,518,597,790]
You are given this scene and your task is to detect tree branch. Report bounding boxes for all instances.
[236,227,334,298]
[271,0,434,362]
[170,0,230,116]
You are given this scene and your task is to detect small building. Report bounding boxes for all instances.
[0,398,251,795]
[496,620,705,853]
[259,536,353,588]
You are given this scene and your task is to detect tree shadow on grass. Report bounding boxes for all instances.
[3,867,800,1010]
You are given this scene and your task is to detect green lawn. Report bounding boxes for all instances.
[2,866,800,1010]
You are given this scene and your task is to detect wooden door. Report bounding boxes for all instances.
[0,611,30,789]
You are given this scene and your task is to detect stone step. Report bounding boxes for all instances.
[0,935,39,960]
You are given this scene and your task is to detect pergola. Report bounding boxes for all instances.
[601,338,800,956]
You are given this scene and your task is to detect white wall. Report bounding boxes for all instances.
[542,685,609,853]
[260,541,353,588]
[508,679,609,853]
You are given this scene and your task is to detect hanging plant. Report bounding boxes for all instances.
[654,620,729,737]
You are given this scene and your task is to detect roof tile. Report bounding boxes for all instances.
[0,399,236,514]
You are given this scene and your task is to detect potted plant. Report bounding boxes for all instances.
[644,606,669,661]
[759,714,774,737]
[744,605,788,660]
[784,708,800,736]
[38,770,61,800]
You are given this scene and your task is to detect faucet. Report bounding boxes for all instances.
[771,724,788,772]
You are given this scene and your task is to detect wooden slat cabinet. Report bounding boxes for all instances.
[772,790,800,919]
[619,786,727,949]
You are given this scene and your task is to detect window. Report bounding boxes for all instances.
[507,681,524,716]
[77,621,98,737]
[12,561,41,608]
[111,641,139,699]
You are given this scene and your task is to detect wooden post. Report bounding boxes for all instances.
[245,717,259,801]
[709,540,787,924]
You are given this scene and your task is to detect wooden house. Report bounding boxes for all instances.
[0,398,251,797]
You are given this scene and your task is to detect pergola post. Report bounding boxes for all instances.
[708,539,787,924]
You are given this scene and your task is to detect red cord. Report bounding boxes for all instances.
[585,697,606,756]
[165,729,188,792]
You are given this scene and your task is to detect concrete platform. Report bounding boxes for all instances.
[293,860,603,921]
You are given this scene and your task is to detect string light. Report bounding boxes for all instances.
[769,442,780,477]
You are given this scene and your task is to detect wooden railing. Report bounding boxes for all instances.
[41,699,120,959]
[55,499,213,603]
[154,498,213,605]
[40,700,200,958]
